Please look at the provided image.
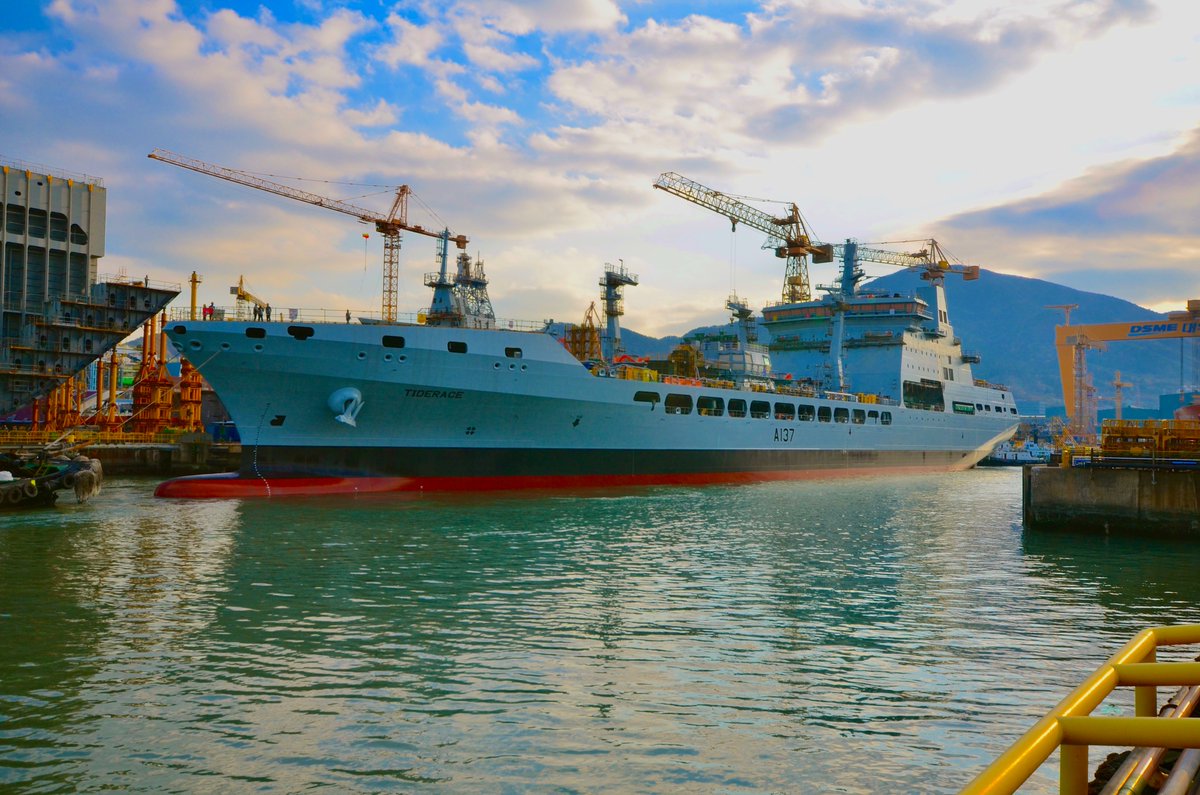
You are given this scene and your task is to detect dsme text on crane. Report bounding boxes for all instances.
[1127,321,1200,337]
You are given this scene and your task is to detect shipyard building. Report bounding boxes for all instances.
[0,158,177,413]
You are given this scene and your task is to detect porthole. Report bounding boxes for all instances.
[220,342,231,351]
[188,340,202,350]
[384,353,393,362]
[254,344,264,352]
[509,363,516,370]
[357,352,366,360]
[520,364,528,371]
[493,362,501,369]
[398,355,407,362]
[173,325,187,335]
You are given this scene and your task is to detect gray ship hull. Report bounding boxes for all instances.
[157,321,1017,497]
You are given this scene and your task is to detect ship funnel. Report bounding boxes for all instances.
[328,387,364,427]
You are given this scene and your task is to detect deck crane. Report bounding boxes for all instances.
[230,275,269,320]
[148,148,468,323]
[828,238,980,296]
[652,172,833,304]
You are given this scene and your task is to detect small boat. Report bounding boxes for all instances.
[978,438,1054,466]
[0,452,103,508]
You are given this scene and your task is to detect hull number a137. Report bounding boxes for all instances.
[774,428,794,443]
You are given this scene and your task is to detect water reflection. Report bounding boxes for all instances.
[3,470,1199,792]
[1021,526,1200,633]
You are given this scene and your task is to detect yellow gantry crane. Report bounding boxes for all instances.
[148,148,468,323]
[1054,299,1200,438]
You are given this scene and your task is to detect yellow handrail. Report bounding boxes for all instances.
[962,625,1200,794]
[0,428,186,447]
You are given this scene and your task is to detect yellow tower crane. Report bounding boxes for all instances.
[148,149,467,323]
[652,172,832,304]
[1111,370,1133,421]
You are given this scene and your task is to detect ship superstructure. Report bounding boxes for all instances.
[764,239,1000,420]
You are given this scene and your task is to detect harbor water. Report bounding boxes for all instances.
[3,468,1200,793]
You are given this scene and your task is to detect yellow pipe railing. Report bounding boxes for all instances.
[0,429,191,447]
[961,625,1200,795]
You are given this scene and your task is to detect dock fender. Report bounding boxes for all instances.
[5,487,21,504]
[328,387,365,427]
[22,481,38,498]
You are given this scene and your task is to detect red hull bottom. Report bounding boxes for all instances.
[154,465,961,499]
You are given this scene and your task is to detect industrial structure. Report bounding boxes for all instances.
[0,157,178,416]
[147,149,488,326]
[652,172,831,304]
[1054,299,1200,442]
[599,261,638,360]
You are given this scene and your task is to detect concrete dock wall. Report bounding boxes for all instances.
[89,438,239,475]
[1023,464,1200,536]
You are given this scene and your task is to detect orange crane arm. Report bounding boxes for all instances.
[1055,305,1200,417]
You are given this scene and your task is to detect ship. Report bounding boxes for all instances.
[979,438,1054,466]
[155,210,1018,498]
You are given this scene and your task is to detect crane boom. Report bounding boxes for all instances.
[148,148,468,323]
[841,239,979,279]
[653,172,832,303]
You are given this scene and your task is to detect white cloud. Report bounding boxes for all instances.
[462,40,539,73]
[375,14,444,68]
[4,0,1197,338]
[450,0,624,34]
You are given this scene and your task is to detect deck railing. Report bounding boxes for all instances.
[962,624,1200,794]
[165,306,548,332]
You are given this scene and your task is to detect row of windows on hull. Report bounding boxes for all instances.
[633,391,893,425]
[238,327,522,358]
[953,400,1016,415]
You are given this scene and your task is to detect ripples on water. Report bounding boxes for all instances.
[3,469,1200,793]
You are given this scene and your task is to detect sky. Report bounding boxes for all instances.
[1,0,1198,336]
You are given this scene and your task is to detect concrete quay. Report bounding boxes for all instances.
[88,436,239,476]
[1023,463,1200,536]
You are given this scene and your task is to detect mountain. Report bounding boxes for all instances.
[611,269,1193,409]
[865,268,1186,408]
